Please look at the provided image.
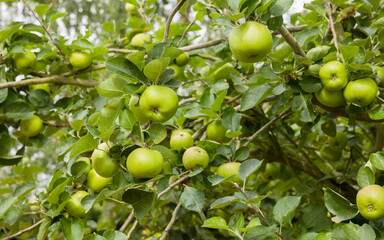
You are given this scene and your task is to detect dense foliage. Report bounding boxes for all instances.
[1,0,384,239]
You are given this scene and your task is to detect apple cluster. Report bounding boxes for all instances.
[315,61,378,108]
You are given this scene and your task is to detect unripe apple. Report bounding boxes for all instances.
[76,157,91,175]
[175,52,189,66]
[129,95,149,124]
[13,51,36,73]
[91,143,119,178]
[69,52,92,69]
[182,146,209,169]
[87,169,113,192]
[206,120,230,143]
[320,146,342,162]
[131,33,150,48]
[319,61,348,91]
[170,131,194,151]
[375,66,384,86]
[168,64,181,79]
[126,148,164,179]
[261,162,280,181]
[328,131,348,151]
[229,21,273,63]
[217,162,242,184]
[29,83,50,93]
[66,190,89,217]
[343,78,378,106]
[19,115,43,137]
[315,88,344,107]
[356,185,384,220]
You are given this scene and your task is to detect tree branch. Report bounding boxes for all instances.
[325,3,339,54]
[0,76,99,89]
[180,39,225,52]
[192,120,214,140]
[159,201,182,240]
[108,48,138,54]
[119,210,135,232]
[157,175,189,199]
[125,219,138,240]
[61,64,106,77]
[163,0,188,42]
[2,218,45,240]
[177,19,196,47]
[278,26,307,58]
[272,26,305,35]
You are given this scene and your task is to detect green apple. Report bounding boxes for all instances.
[212,63,239,82]
[217,162,242,184]
[319,61,348,91]
[168,64,181,79]
[172,128,194,136]
[307,64,322,77]
[170,131,194,151]
[375,66,384,86]
[175,52,189,66]
[328,132,348,151]
[29,83,50,93]
[229,21,273,63]
[76,157,91,175]
[206,120,230,143]
[182,146,209,169]
[356,184,384,220]
[344,78,378,106]
[139,85,178,122]
[19,115,43,137]
[69,52,92,69]
[126,148,164,179]
[91,143,119,178]
[125,3,135,11]
[261,162,280,181]
[320,146,342,162]
[13,51,36,73]
[87,169,113,192]
[129,95,149,124]
[66,190,89,217]
[131,33,150,47]
[315,88,345,107]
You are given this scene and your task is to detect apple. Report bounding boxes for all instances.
[315,88,345,107]
[175,52,189,66]
[328,132,348,151]
[168,64,181,79]
[131,33,150,48]
[212,63,239,82]
[170,131,194,151]
[320,146,342,162]
[129,95,149,124]
[375,66,384,86]
[172,128,194,136]
[139,85,178,122]
[206,120,230,143]
[87,169,113,192]
[76,157,91,175]
[217,162,242,184]
[356,184,384,220]
[69,52,92,69]
[19,115,43,137]
[66,190,89,217]
[319,61,348,91]
[343,78,378,106]
[126,148,164,179]
[29,83,50,93]
[229,21,273,63]
[13,51,36,73]
[91,143,119,178]
[125,3,135,11]
[307,64,322,77]
[182,146,209,169]
[261,162,280,181]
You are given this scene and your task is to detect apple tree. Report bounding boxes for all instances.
[1,0,384,239]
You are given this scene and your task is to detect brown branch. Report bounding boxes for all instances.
[245,108,291,146]
[61,64,106,77]
[159,201,182,240]
[272,26,305,35]
[157,175,189,199]
[119,210,134,232]
[179,97,196,106]
[125,219,138,240]
[233,183,284,240]
[163,0,188,42]
[326,3,339,53]
[278,26,307,58]
[107,48,138,54]
[177,19,196,47]
[2,218,45,240]
[192,120,214,140]
[180,39,225,52]
[0,76,99,89]
[198,54,220,61]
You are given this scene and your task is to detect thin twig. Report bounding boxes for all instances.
[108,48,138,54]
[192,120,214,140]
[163,0,188,42]
[278,26,307,58]
[159,201,182,240]
[233,183,284,240]
[272,26,304,35]
[179,97,196,106]
[157,175,189,199]
[125,220,139,240]
[2,218,45,240]
[177,20,196,47]
[119,210,135,232]
[245,108,291,146]
[61,64,106,77]
[321,22,331,45]
[326,3,339,54]
[180,39,225,52]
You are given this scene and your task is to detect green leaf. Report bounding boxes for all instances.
[105,56,147,83]
[70,161,89,178]
[211,90,227,112]
[83,233,107,240]
[244,225,277,239]
[240,85,272,111]
[202,217,228,229]
[234,147,249,161]
[339,45,360,62]
[61,217,84,240]
[228,214,244,235]
[292,94,316,122]
[299,76,322,92]
[307,46,331,62]
[46,10,67,24]
[222,108,242,132]
[0,155,23,166]
[122,189,156,219]
[323,188,358,223]
[238,159,263,181]
[35,4,51,19]
[69,135,97,160]
[211,16,232,27]
[321,119,336,137]
[131,122,144,147]
[342,222,376,240]
[143,57,170,83]
[0,80,8,104]
[3,101,34,119]
[207,175,226,186]
[369,152,384,170]
[180,186,205,212]
[269,0,294,16]
[96,78,129,98]
[48,178,70,204]
[357,166,375,188]
[372,17,384,28]
[98,99,124,141]
[368,105,384,120]
[103,230,127,240]
[37,217,53,240]
[210,196,238,209]
[0,197,17,218]
[102,21,115,34]
[147,122,167,144]
[119,109,136,130]
[241,217,261,232]
[81,192,107,213]
[273,196,301,224]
